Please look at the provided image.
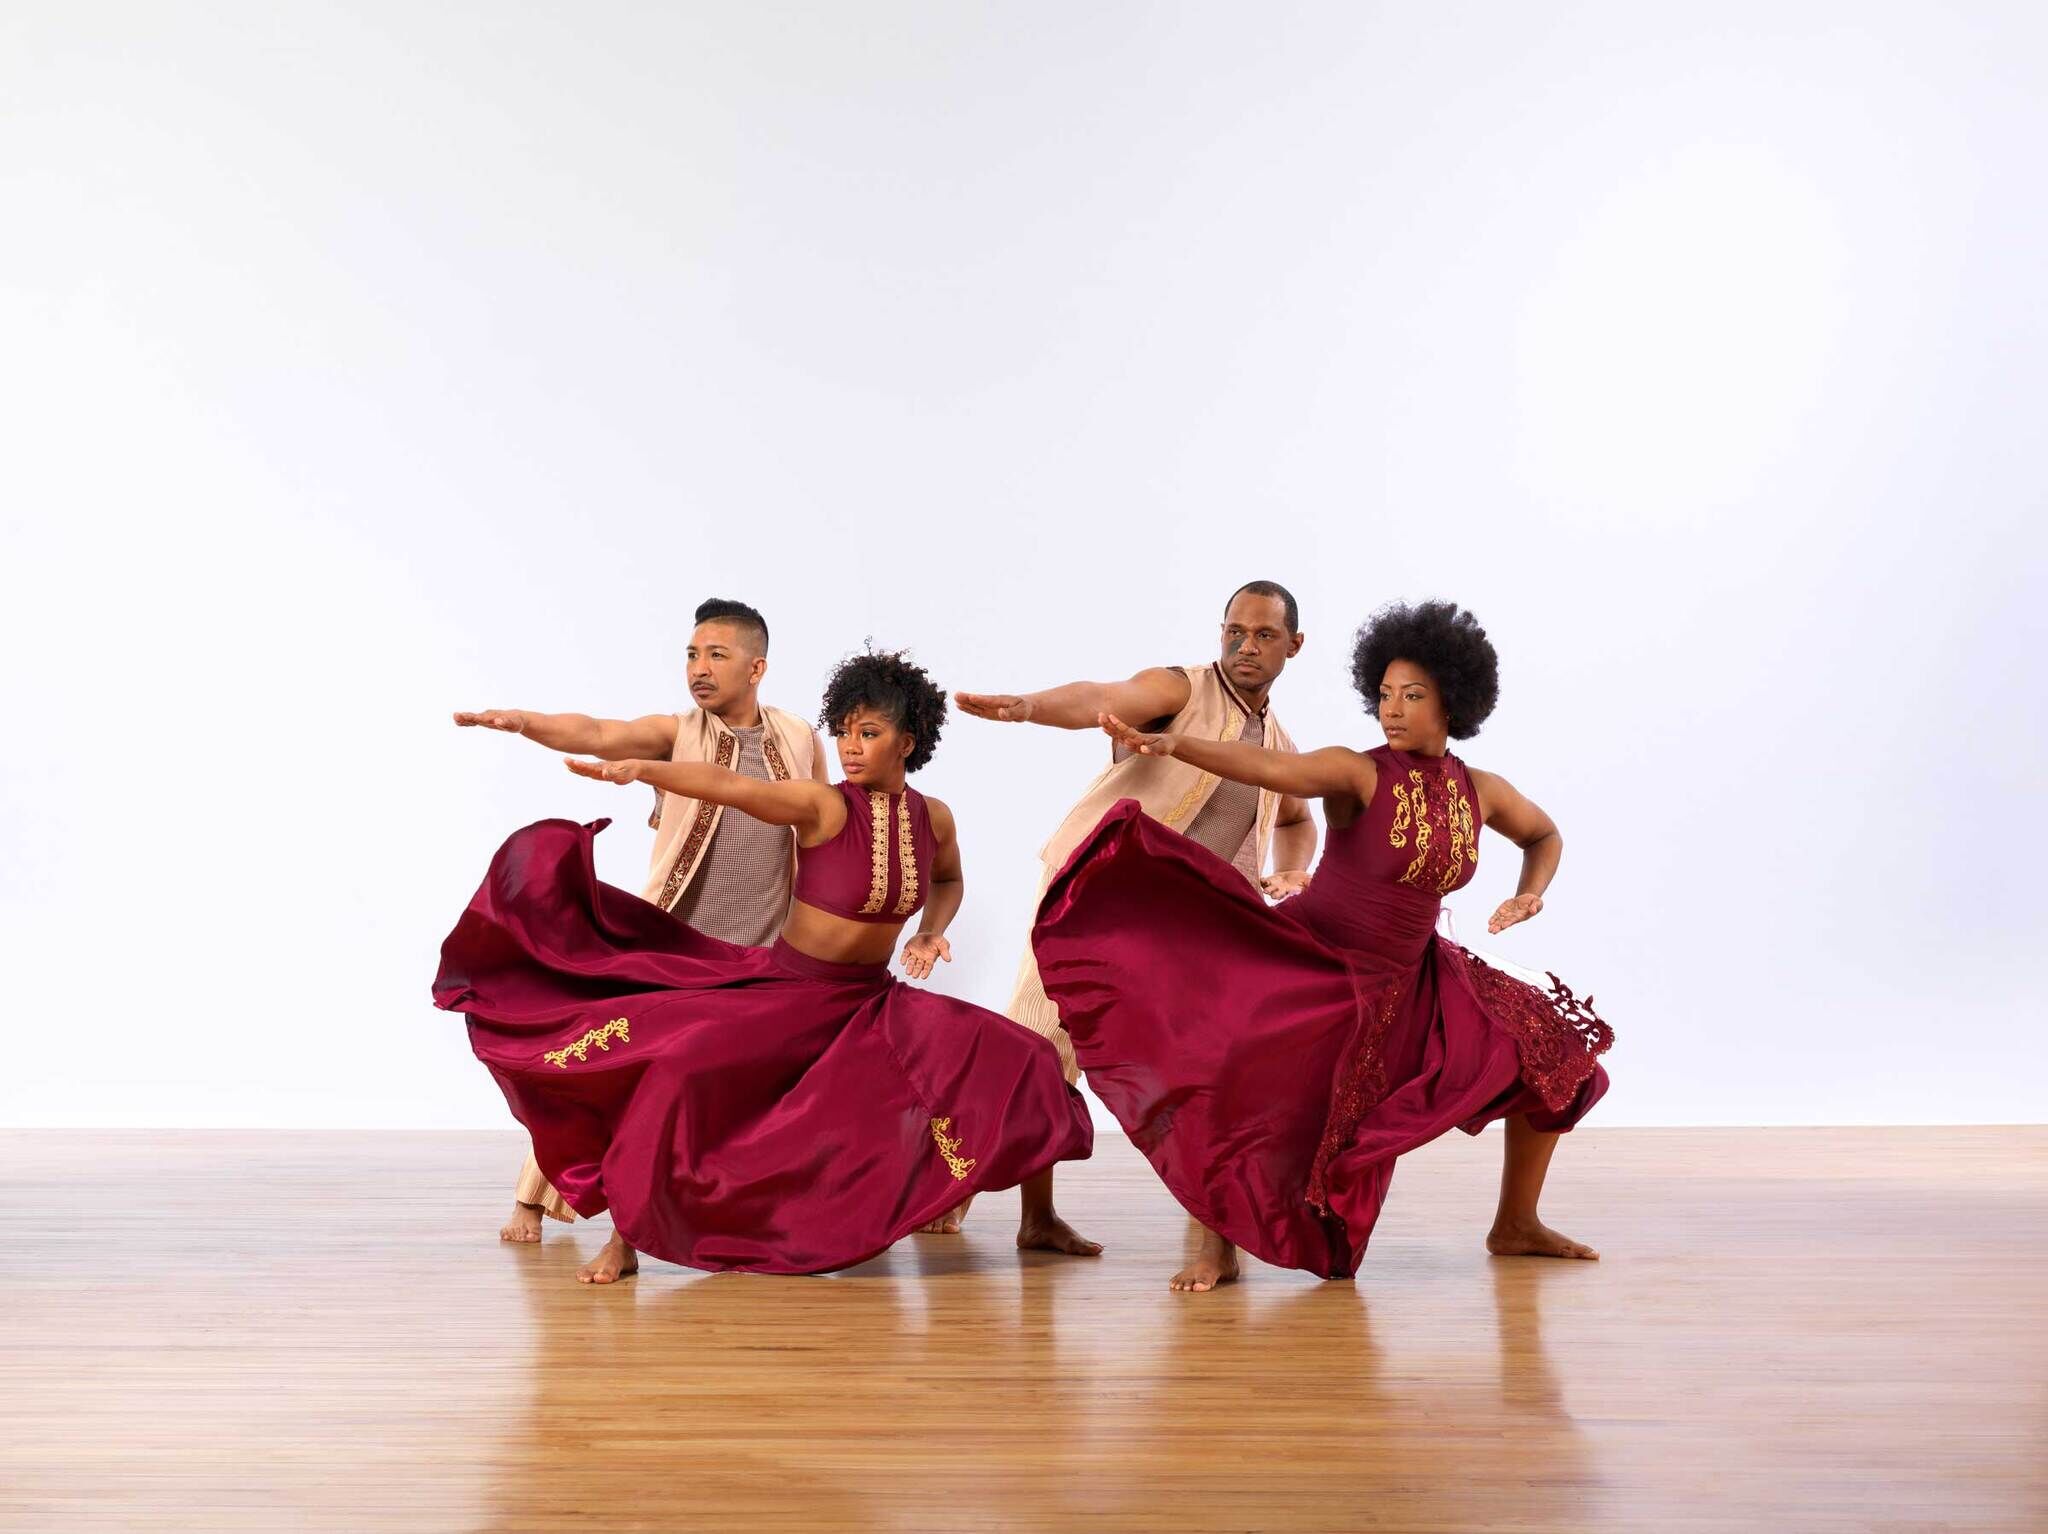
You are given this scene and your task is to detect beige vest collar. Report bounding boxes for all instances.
[642,703,816,909]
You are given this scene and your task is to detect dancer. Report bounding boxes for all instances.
[452,597,830,1243]
[944,581,1319,1252]
[435,649,1093,1283]
[1035,600,1613,1291]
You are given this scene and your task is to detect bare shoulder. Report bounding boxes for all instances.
[1464,764,1522,821]
[635,712,685,755]
[920,793,958,841]
[1127,664,1193,713]
[1315,743,1379,794]
[1465,762,1503,789]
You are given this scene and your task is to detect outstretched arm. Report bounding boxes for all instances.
[899,798,964,981]
[566,757,844,840]
[1099,712,1377,804]
[1470,768,1561,934]
[455,708,677,761]
[956,666,1192,732]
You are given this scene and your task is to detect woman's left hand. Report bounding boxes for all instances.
[566,757,644,785]
[1487,893,1544,934]
[899,933,952,980]
[1261,870,1312,900]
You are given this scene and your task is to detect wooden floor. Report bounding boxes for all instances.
[1,1129,2042,1533]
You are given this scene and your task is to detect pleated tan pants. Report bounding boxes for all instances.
[1005,867,1079,1085]
[513,1149,576,1223]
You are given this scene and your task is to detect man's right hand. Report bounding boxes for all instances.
[956,692,1035,724]
[453,709,529,734]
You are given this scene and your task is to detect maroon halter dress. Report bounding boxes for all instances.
[1032,746,1612,1279]
[434,782,1092,1274]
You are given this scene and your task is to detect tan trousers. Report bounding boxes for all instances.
[513,1149,576,1223]
[1006,942,1080,1085]
[1005,867,1079,1085]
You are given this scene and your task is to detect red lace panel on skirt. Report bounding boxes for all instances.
[1305,969,1406,1213]
[1451,946,1613,1113]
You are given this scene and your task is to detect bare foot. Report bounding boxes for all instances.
[499,1202,543,1243]
[575,1231,640,1284]
[1170,1229,1240,1293]
[1017,1208,1103,1257]
[1486,1218,1599,1260]
[919,1198,970,1235]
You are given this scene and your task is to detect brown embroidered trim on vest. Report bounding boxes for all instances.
[760,731,791,782]
[1161,703,1246,826]
[658,732,738,910]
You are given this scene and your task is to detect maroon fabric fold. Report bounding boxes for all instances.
[435,818,1093,1275]
[1034,766,1610,1280]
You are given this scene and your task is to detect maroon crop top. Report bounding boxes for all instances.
[792,781,936,924]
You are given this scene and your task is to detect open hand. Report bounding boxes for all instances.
[956,692,1035,723]
[1487,893,1544,934]
[1261,870,1312,901]
[454,709,528,733]
[566,757,646,785]
[899,933,952,980]
[1099,711,1178,757]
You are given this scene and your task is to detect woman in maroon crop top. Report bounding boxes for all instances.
[433,649,1092,1283]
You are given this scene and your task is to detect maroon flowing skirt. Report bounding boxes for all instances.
[1034,802,1609,1279]
[434,819,1093,1275]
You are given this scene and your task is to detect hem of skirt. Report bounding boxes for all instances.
[1103,1115,1354,1280]
[602,1121,1086,1276]
[569,997,1090,1276]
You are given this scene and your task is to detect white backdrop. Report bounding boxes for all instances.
[3,2,2042,1129]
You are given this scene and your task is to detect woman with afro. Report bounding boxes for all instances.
[435,648,1092,1284]
[1034,600,1614,1292]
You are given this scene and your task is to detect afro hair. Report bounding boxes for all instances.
[1350,600,1500,739]
[818,647,948,773]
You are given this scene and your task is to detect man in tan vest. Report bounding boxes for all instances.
[948,580,1320,1255]
[453,597,831,1243]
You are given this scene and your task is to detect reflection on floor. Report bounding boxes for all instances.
[1,1127,2041,1532]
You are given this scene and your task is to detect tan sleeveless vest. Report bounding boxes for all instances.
[642,704,818,908]
[1038,662,1295,873]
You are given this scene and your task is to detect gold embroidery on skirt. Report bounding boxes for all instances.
[858,790,892,914]
[544,1017,631,1069]
[891,795,920,916]
[929,1117,976,1180]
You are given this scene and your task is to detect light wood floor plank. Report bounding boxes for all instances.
[1,1127,2041,1531]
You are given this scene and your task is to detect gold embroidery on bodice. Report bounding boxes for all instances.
[1390,763,1480,894]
